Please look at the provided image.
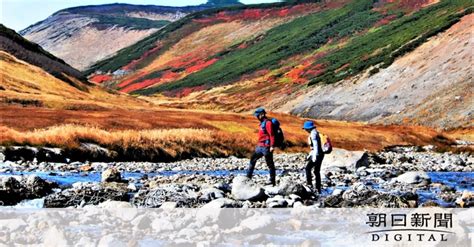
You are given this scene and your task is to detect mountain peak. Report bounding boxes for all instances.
[203,0,244,6]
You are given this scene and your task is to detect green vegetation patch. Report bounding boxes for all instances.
[85,1,318,74]
[91,15,171,30]
[141,0,471,95]
[139,0,380,94]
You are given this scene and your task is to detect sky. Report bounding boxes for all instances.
[1,0,280,31]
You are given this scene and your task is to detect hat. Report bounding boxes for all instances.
[254,107,266,117]
[303,120,316,130]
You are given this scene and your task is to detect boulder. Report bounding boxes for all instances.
[64,143,117,162]
[394,171,431,184]
[133,184,200,208]
[37,147,65,162]
[277,177,311,199]
[80,164,94,172]
[455,190,473,208]
[26,175,56,196]
[0,150,5,162]
[322,148,369,172]
[196,198,238,225]
[127,183,138,192]
[101,168,122,183]
[0,176,57,206]
[421,200,440,207]
[44,184,129,208]
[160,202,178,209]
[266,196,288,208]
[98,200,134,208]
[199,188,225,202]
[4,146,37,161]
[331,188,345,196]
[231,176,266,201]
[240,215,274,231]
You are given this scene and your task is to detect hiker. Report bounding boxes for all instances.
[246,107,276,186]
[303,120,325,193]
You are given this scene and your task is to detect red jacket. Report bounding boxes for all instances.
[257,118,275,147]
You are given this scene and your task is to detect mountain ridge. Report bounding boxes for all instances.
[20,2,240,70]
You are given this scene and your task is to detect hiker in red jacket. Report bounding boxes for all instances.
[246,107,276,186]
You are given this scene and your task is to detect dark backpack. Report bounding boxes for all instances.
[261,118,286,149]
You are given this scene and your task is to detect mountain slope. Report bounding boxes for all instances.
[284,14,473,129]
[86,1,326,90]
[0,25,152,110]
[1,24,87,90]
[20,4,211,71]
[87,0,472,129]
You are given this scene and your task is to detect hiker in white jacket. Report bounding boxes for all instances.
[302,120,325,193]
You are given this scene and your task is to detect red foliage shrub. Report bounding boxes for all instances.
[374,0,437,13]
[167,54,202,69]
[122,45,162,71]
[120,77,162,93]
[193,4,321,24]
[89,74,112,84]
[162,71,180,80]
[185,58,219,73]
[304,63,326,78]
[117,72,146,88]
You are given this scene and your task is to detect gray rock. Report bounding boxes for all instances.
[231,176,266,201]
[322,148,369,172]
[266,196,288,208]
[0,176,57,206]
[127,183,138,192]
[332,188,345,196]
[4,146,38,161]
[199,188,225,202]
[160,202,178,209]
[203,198,237,208]
[44,184,129,208]
[240,215,274,231]
[277,177,310,199]
[394,171,431,184]
[98,200,134,208]
[101,168,122,183]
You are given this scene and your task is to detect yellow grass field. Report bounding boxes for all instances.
[0,105,466,158]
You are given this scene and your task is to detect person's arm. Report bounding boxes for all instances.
[266,120,275,148]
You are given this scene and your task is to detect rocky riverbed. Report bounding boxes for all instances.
[0,146,472,208]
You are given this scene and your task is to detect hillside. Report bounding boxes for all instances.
[0,24,155,110]
[87,0,472,129]
[20,4,211,70]
[0,24,87,90]
[285,14,473,129]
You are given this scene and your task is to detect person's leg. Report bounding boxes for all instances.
[264,150,276,185]
[247,148,263,179]
[305,160,315,187]
[314,155,324,193]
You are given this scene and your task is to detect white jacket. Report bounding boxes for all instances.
[307,129,321,162]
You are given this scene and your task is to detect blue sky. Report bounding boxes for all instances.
[1,0,280,31]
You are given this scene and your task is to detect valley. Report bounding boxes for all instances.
[0,0,472,214]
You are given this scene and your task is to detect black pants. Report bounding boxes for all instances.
[306,155,324,193]
[247,146,276,185]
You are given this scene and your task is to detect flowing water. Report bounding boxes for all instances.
[1,169,472,208]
